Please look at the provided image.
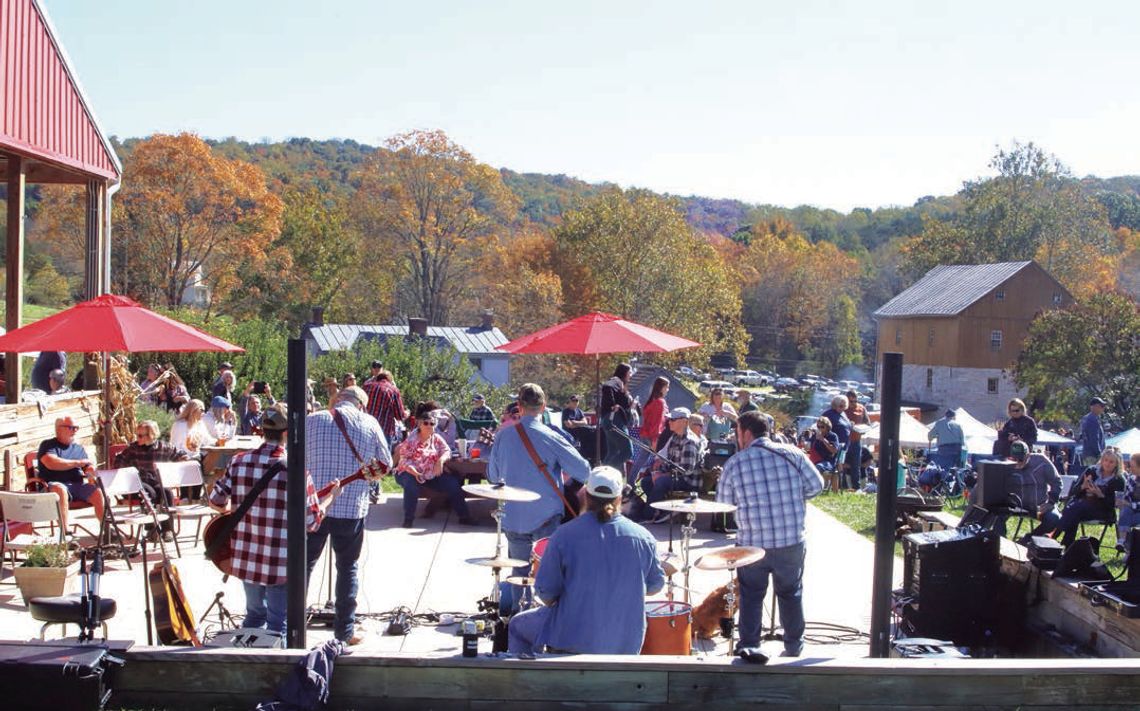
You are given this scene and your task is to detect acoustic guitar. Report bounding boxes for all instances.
[139,490,201,646]
[202,459,388,576]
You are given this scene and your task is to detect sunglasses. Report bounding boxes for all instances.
[61,425,80,431]
[1009,408,1024,413]
[419,419,437,426]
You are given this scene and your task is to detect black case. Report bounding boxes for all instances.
[1077,529,1140,618]
[1027,535,1063,570]
[0,642,124,710]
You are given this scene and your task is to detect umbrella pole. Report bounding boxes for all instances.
[101,351,112,464]
[594,355,601,467]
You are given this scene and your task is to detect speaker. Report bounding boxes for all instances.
[902,527,1000,646]
[975,460,1021,509]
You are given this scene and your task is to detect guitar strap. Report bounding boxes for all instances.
[333,408,366,465]
[515,423,575,516]
[203,458,285,562]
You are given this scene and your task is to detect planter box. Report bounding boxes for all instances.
[14,562,78,602]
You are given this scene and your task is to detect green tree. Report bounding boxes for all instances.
[901,142,1116,292]
[1013,292,1140,427]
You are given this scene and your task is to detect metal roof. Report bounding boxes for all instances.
[305,324,510,356]
[0,0,122,183]
[873,261,1035,318]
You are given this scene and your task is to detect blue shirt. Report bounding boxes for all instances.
[1079,411,1105,459]
[929,417,965,447]
[487,415,590,533]
[37,437,90,485]
[534,512,664,654]
[305,402,391,520]
[716,436,823,549]
[822,408,852,447]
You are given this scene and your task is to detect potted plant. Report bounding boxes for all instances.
[13,541,77,602]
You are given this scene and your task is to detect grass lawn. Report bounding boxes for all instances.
[810,490,1127,577]
[0,302,62,326]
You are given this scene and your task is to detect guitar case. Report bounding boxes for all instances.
[0,641,126,710]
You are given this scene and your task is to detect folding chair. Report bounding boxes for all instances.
[98,467,180,558]
[0,491,65,573]
[158,460,214,547]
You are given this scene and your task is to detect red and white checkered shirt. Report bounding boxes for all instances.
[209,442,321,586]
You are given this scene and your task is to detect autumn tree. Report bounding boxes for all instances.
[900,142,1116,293]
[352,130,518,325]
[552,187,747,364]
[1013,291,1140,427]
[112,133,284,310]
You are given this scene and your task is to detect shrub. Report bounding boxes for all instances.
[21,542,71,568]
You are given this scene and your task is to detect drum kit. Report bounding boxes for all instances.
[648,495,736,605]
[694,545,766,655]
[462,482,539,608]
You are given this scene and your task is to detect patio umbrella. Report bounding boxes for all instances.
[0,294,243,457]
[498,312,700,458]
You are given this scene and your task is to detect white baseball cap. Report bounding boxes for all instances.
[586,466,624,499]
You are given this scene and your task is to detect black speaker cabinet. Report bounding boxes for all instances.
[902,527,1000,646]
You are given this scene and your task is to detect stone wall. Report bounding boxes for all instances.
[901,365,1022,424]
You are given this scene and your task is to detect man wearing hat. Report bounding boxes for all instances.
[928,408,965,471]
[633,407,704,524]
[362,360,384,386]
[210,404,338,637]
[469,393,496,423]
[304,386,392,645]
[508,466,664,655]
[1002,439,1063,541]
[1079,398,1107,467]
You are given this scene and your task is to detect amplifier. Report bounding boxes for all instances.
[902,528,1000,646]
[705,440,737,468]
[0,642,124,710]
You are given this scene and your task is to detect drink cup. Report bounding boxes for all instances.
[457,438,468,458]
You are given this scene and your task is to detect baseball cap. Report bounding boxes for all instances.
[219,362,233,370]
[370,360,382,369]
[586,466,624,499]
[210,395,232,409]
[1090,397,1107,407]
[668,407,692,420]
[1010,440,1030,460]
[261,403,289,431]
[945,409,956,418]
[472,393,485,402]
[337,385,369,408]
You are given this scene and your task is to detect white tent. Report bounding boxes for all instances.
[864,410,932,449]
[1107,427,1140,454]
[1036,429,1075,446]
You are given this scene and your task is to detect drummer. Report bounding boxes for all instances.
[487,383,591,614]
[716,410,823,658]
[508,466,665,655]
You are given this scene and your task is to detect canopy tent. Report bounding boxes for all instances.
[1036,429,1076,446]
[863,410,931,449]
[1107,428,1140,455]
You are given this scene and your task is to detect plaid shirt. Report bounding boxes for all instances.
[362,379,405,441]
[469,405,496,423]
[114,441,190,489]
[652,429,702,487]
[209,442,320,586]
[716,437,823,549]
[306,402,391,519]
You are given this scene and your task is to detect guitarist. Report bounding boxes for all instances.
[209,404,338,637]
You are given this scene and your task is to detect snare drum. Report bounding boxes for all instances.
[641,600,692,655]
[530,536,550,578]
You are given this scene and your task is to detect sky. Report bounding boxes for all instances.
[43,0,1140,212]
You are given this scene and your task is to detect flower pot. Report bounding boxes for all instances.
[14,562,78,602]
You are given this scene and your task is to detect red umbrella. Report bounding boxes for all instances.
[498,312,700,461]
[0,294,243,353]
[498,312,700,355]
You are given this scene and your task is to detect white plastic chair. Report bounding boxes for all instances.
[97,467,179,556]
[158,460,214,546]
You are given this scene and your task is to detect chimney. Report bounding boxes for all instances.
[408,317,428,338]
[481,309,494,330]
[311,306,325,326]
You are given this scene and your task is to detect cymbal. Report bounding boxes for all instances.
[466,556,530,569]
[505,576,537,586]
[694,546,766,570]
[462,482,541,502]
[650,497,736,514]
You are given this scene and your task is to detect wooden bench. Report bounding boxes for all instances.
[915,509,961,532]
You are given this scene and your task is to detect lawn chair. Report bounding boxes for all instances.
[0,490,64,572]
[158,460,214,546]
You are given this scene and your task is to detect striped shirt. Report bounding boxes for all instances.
[305,402,391,520]
[716,436,823,549]
[209,442,320,586]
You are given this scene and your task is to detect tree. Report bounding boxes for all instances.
[112,133,284,310]
[1013,292,1140,427]
[352,130,518,325]
[552,187,747,364]
[900,142,1116,293]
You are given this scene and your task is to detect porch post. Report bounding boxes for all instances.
[5,156,25,403]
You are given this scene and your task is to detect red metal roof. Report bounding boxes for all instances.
[0,0,120,182]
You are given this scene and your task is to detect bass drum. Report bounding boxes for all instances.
[529,536,550,578]
[641,600,692,655]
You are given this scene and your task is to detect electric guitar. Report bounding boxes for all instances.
[202,459,387,575]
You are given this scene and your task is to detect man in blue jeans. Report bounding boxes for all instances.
[488,382,590,614]
[716,410,823,657]
[305,386,391,645]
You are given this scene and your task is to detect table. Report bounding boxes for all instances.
[200,435,263,495]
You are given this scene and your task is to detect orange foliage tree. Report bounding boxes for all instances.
[112,133,283,311]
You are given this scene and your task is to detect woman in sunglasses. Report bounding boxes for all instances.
[393,402,475,528]
[994,398,1038,458]
[1056,446,1126,546]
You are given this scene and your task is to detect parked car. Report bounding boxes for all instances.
[837,379,861,392]
[734,369,769,386]
[698,379,735,394]
[774,377,802,392]
[678,365,698,378]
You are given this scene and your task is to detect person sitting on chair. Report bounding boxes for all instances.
[393,402,475,528]
[632,407,703,524]
[115,420,193,542]
[36,417,105,535]
[508,466,664,655]
[1057,446,1125,546]
[1003,440,1062,542]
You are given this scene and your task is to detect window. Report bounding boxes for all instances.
[469,357,483,371]
[895,328,902,345]
[926,368,933,388]
[987,378,999,394]
[1053,292,1063,304]
[990,330,1003,351]
[928,328,935,346]
[995,289,1005,301]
